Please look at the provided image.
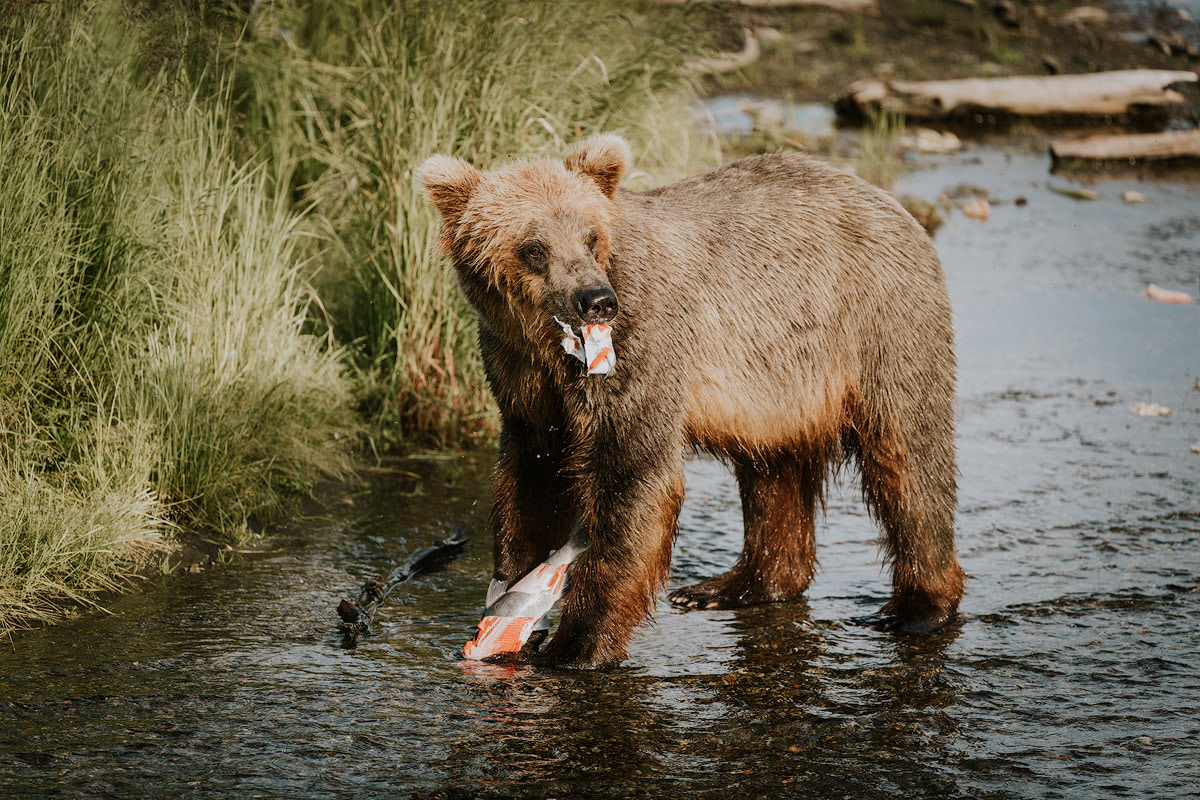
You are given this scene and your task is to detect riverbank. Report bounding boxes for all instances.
[697,0,1198,110]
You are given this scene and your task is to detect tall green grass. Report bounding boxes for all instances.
[233,0,718,449]
[0,3,355,632]
[857,108,906,190]
[1,0,714,630]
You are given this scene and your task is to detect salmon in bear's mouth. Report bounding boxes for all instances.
[554,316,616,376]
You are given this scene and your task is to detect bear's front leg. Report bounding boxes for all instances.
[538,429,685,670]
[490,418,575,591]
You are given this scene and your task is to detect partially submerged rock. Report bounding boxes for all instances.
[900,128,962,153]
[1131,401,1172,417]
[961,199,990,220]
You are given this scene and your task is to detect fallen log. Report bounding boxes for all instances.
[336,523,471,645]
[1055,6,1109,26]
[835,69,1198,121]
[683,28,761,76]
[1050,130,1200,163]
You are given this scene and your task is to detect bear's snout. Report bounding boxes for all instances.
[574,285,619,324]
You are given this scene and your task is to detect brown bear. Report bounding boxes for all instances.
[420,135,963,670]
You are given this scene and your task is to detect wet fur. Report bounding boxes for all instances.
[421,138,963,669]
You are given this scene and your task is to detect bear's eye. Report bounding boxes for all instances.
[520,243,547,264]
[585,231,599,255]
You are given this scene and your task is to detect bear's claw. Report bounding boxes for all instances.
[852,611,954,635]
[667,578,788,610]
[667,589,732,610]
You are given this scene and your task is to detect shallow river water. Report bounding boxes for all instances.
[2,151,1198,799]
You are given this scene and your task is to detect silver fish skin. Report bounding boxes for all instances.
[462,523,590,659]
[480,526,589,621]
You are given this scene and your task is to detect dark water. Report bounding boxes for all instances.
[3,152,1198,799]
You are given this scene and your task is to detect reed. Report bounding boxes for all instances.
[0,3,355,631]
[0,0,713,630]
[233,0,716,449]
[857,107,907,190]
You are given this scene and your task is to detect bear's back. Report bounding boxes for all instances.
[610,151,943,323]
[605,152,952,456]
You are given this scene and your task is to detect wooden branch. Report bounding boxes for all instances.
[1055,6,1109,26]
[836,70,1198,120]
[650,0,876,10]
[336,524,471,645]
[683,28,761,75]
[1050,130,1200,162]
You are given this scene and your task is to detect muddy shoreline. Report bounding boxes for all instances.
[699,0,1198,117]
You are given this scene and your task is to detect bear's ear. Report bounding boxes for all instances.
[418,154,483,229]
[564,134,631,199]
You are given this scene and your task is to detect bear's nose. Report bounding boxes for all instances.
[575,286,619,323]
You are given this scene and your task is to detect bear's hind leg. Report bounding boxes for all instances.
[669,454,821,610]
[856,426,964,634]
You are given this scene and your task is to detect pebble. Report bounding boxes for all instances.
[1130,402,1171,417]
[902,128,962,154]
[962,199,990,220]
[1122,190,1146,204]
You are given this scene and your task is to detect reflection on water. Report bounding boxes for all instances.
[2,152,1198,799]
[444,600,967,798]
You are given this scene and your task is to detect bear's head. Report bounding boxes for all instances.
[419,135,631,333]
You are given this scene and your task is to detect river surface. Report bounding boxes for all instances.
[2,150,1198,799]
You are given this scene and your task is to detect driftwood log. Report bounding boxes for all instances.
[835,70,1198,121]
[336,524,471,645]
[1050,130,1200,163]
[650,0,875,10]
[684,28,761,75]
